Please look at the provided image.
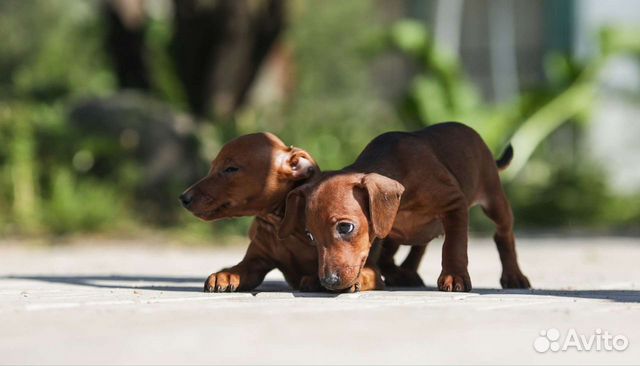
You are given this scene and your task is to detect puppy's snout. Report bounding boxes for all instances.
[179,192,194,208]
[320,272,341,290]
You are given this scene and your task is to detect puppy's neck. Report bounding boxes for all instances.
[261,200,286,222]
[258,169,319,229]
[255,201,289,237]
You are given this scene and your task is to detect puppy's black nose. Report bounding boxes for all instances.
[320,273,341,289]
[179,192,193,208]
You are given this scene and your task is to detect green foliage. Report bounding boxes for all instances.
[390,20,481,129]
[0,1,125,235]
[146,17,189,111]
[0,0,115,101]
[3,105,40,232]
[0,1,638,237]
[0,101,137,235]
[43,169,129,234]
[390,20,640,180]
[390,20,640,231]
[507,165,609,228]
[236,0,403,170]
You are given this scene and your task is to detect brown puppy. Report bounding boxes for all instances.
[180,132,384,292]
[279,122,530,292]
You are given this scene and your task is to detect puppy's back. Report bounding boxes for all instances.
[351,122,497,198]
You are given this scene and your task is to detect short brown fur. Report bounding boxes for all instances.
[181,133,387,292]
[280,122,530,292]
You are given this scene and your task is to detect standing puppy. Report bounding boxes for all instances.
[279,122,530,292]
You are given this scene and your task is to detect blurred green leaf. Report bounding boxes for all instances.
[390,20,429,57]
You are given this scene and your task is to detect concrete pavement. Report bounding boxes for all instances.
[1,236,639,365]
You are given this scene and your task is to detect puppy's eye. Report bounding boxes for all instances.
[223,166,239,174]
[305,230,315,244]
[336,222,355,235]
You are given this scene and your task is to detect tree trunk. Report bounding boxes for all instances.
[171,0,285,118]
[103,0,150,90]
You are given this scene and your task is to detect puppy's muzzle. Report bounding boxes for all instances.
[320,272,342,290]
[179,192,194,208]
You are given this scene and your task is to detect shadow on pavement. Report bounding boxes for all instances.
[472,288,640,303]
[5,275,639,302]
[385,286,640,303]
[6,274,205,292]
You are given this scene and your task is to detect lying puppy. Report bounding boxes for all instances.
[180,133,385,292]
[279,122,530,292]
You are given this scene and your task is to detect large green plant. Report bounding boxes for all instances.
[389,20,640,180]
[0,1,124,235]
[234,0,404,171]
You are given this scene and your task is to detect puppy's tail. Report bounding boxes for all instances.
[495,144,513,171]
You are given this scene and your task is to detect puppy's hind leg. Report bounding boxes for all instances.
[378,239,426,287]
[397,245,427,287]
[481,188,531,289]
[400,245,427,272]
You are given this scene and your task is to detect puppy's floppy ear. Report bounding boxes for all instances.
[282,148,317,181]
[359,173,404,239]
[278,186,308,239]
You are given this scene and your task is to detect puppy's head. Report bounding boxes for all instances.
[280,173,404,291]
[180,133,317,221]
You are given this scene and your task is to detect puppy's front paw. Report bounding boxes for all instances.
[204,271,240,293]
[500,270,531,289]
[437,270,472,292]
[344,267,384,292]
[343,281,362,293]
